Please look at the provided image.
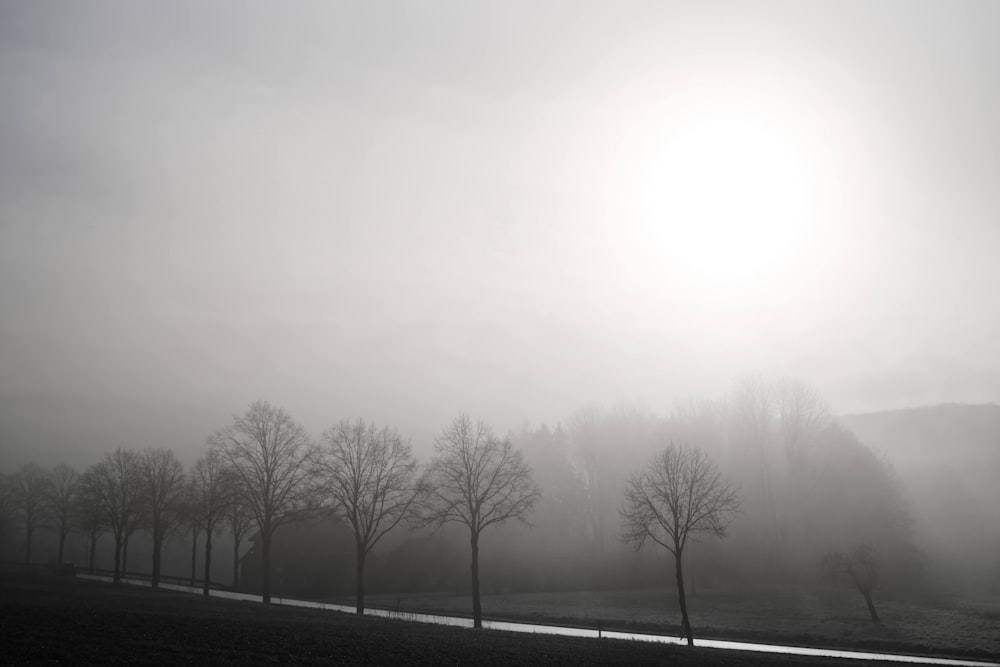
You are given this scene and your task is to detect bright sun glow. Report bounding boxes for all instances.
[642,111,811,289]
[614,82,830,312]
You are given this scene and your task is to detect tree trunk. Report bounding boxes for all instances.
[355,540,366,615]
[471,531,482,629]
[261,531,272,605]
[675,550,694,646]
[24,527,33,564]
[190,525,198,587]
[88,531,97,570]
[850,572,881,625]
[113,535,123,584]
[232,536,241,589]
[122,534,129,575]
[152,535,163,589]
[203,529,213,596]
[862,590,881,625]
[58,529,67,564]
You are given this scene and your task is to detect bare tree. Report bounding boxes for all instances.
[189,449,236,595]
[0,473,14,533]
[774,379,832,462]
[141,448,186,589]
[569,404,656,554]
[14,463,52,564]
[569,405,608,551]
[211,400,314,604]
[823,546,882,624]
[424,414,541,628]
[621,443,741,646]
[82,449,144,583]
[45,464,79,564]
[227,497,251,589]
[314,419,425,614]
[729,375,781,560]
[186,507,202,588]
[75,477,105,571]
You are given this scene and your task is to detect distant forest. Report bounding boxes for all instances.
[2,378,998,611]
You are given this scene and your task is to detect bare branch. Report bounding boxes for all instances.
[210,400,314,603]
[620,442,741,645]
[423,414,541,628]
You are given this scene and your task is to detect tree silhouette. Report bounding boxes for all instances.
[212,401,314,604]
[76,484,105,571]
[141,448,186,589]
[313,419,425,614]
[621,443,741,645]
[82,449,144,583]
[0,473,15,535]
[424,414,541,628]
[823,545,882,624]
[227,497,251,589]
[184,507,202,588]
[13,463,51,564]
[45,463,79,564]
[189,449,236,595]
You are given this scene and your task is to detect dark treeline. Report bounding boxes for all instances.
[1,377,988,633]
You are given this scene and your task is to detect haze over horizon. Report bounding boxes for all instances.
[2,1,999,467]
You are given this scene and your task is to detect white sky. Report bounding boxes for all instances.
[2,1,999,466]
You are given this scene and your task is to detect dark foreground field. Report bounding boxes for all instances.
[0,574,932,666]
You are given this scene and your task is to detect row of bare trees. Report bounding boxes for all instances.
[0,463,74,564]
[0,449,254,594]
[3,380,903,635]
[0,402,545,628]
[208,403,542,625]
[205,401,746,638]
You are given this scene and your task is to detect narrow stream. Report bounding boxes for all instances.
[77,575,997,666]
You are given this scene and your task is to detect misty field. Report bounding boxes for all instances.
[0,572,916,666]
[365,584,1000,659]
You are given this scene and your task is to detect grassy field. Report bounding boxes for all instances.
[364,584,1000,660]
[0,572,924,666]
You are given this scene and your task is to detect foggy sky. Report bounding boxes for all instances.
[2,1,999,467]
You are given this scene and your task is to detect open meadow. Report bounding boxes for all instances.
[0,572,928,667]
[365,584,1000,661]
